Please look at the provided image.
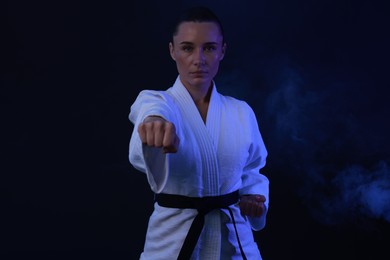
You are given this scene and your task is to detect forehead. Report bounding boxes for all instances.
[174,21,223,43]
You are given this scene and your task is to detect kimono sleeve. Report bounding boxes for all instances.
[128,90,175,193]
[240,103,270,231]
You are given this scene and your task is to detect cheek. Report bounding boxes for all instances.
[208,54,222,65]
[175,60,189,74]
[177,56,192,67]
[209,59,221,71]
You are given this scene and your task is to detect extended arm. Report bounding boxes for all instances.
[138,116,180,153]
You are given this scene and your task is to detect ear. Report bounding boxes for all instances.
[219,43,227,61]
[169,42,176,61]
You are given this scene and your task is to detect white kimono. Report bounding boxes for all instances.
[129,76,269,260]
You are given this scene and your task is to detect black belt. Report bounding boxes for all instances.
[155,190,247,260]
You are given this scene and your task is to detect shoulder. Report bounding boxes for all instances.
[134,89,176,105]
[137,89,169,100]
[129,88,177,124]
[219,94,254,114]
[218,93,260,129]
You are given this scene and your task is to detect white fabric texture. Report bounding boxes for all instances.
[129,76,269,259]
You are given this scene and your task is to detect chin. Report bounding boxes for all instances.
[192,76,210,83]
[192,76,207,80]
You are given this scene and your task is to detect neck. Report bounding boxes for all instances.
[190,83,212,124]
[183,81,213,104]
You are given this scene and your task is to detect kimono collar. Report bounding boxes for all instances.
[171,76,220,122]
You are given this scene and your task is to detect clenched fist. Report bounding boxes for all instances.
[138,116,180,153]
[239,194,266,217]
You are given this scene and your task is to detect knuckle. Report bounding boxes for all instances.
[165,122,176,132]
[144,122,153,131]
[154,120,163,128]
[138,123,146,132]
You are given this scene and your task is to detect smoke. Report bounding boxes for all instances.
[262,60,390,227]
[298,160,390,228]
[332,161,390,223]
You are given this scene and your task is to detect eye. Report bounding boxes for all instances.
[204,45,217,52]
[181,45,193,52]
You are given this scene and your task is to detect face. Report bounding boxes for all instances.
[169,22,226,91]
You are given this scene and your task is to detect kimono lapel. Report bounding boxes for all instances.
[169,77,221,195]
[205,83,222,151]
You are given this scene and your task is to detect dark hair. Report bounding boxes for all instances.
[171,6,225,43]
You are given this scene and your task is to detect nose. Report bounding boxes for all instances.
[193,48,206,66]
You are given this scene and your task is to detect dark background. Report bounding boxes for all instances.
[2,0,389,259]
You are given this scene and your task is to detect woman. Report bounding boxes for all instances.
[129,6,269,260]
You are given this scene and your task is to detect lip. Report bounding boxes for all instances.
[191,71,207,76]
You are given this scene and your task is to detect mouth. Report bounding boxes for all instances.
[191,71,207,76]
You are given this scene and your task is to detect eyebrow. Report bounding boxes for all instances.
[179,41,218,45]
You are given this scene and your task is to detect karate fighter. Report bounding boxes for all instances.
[129,6,269,260]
